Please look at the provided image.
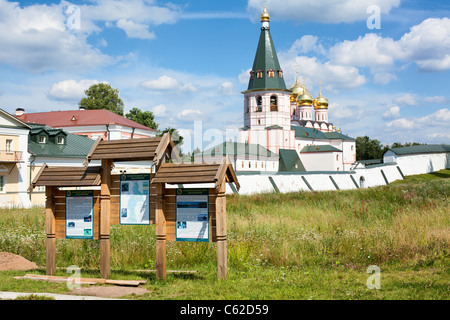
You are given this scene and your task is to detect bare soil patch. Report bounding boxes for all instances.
[70,286,151,298]
[0,252,39,271]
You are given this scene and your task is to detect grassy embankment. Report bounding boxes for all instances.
[0,169,449,299]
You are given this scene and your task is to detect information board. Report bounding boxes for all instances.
[66,190,94,239]
[120,174,150,225]
[176,188,209,242]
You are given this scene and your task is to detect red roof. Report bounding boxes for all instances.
[15,109,156,132]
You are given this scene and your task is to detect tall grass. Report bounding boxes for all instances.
[0,175,448,273]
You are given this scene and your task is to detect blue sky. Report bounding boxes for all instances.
[0,0,449,152]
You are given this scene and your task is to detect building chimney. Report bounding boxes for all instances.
[15,108,25,116]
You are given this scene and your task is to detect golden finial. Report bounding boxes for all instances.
[261,4,270,22]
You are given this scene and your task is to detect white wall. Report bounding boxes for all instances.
[226,163,404,195]
[383,152,449,176]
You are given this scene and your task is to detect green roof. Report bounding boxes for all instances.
[200,141,278,158]
[301,145,342,153]
[246,26,286,91]
[278,149,306,172]
[28,124,94,158]
[291,125,355,141]
[389,144,450,155]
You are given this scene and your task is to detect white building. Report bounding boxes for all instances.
[205,7,356,172]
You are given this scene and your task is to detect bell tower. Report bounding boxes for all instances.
[239,6,295,154]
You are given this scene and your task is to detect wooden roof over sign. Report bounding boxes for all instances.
[84,133,180,167]
[151,157,240,192]
[28,164,101,192]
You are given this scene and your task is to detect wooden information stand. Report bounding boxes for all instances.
[29,133,239,281]
[151,157,240,280]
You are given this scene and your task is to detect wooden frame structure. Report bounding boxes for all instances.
[151,157,239,280]
[29,165,102,276]
[29,133,239,280]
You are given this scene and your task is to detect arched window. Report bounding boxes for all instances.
[249,70,254,80]
[256,96,262,112]
[267,69,275,78]
[256,70,263,79]
[270,95,278,111]
[278,69,283,78]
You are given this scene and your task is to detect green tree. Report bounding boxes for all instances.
[356,136,389,160]
[79,83,124,116]
[125,108,158,130]
[157,127,184,147]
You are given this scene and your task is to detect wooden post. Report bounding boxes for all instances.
[100,159,111,279]
[45,187,56,275]
[215,181,227,280]
[155,183,166,280]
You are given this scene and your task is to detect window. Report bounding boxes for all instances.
[336,154,339,161]
[5,140,12,153]
[270,95,278,111]
[262,162,264,168]
[267,69,275,78]
[351,145,354,151]
[249,70,254,80]
[256,96,262,112]
[255,162,258,169]
[242,161,244,169]
[256,70,263,79]
[249,162,251,168]
[57,136,64,144]
[0,176,4,192]
[278,69,283,78]
[39,136,46,144]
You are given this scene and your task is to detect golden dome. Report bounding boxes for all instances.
[261,6,270,22]
[297,78,313,106]
[313,82,329,109]
[289,73,304,102]
[297,91,314,106]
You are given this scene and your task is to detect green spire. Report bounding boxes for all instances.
[247,21,286,91]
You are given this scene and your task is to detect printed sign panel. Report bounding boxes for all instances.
[176,188,209,242]
[120,174,150,225]
[66,190,94,239]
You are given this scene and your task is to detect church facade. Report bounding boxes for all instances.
[199,7,356,172]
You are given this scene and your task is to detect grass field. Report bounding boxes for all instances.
[0,170,449,300]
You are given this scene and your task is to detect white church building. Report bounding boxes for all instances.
[198,7,356,172]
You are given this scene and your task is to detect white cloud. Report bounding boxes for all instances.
[218,82,235,96]
[238,69,251,84]
[326,17,450,78]
[398,17,450,72]
[47,79,106,101]
[0,0,114,73]
[382,106,401,120]
[384,108,450,143]
[152,104,168,117]
[140,75,197,92]
[329,33,400,71]
[279,55,366,92]
[393,94,419,106]
[116,19,156,39]
[386,118,415,130]
[373,72,397,85]
[178,109,204,122]
[247,0,400,24]
[285,35,325,56]
[424,96,448,104]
